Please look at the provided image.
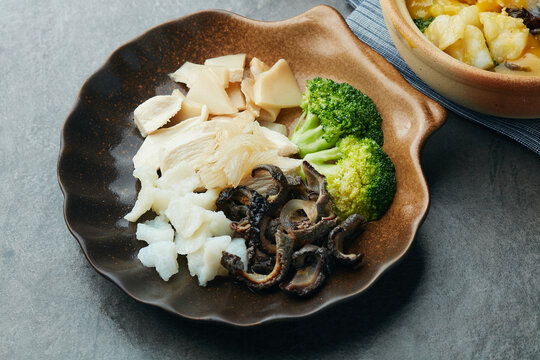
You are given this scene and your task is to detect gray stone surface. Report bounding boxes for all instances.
[1,0,538,359]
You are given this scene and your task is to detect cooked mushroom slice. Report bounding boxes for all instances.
[221,229,293,289]
[247,189,269,228]
[246,242,275,274]
[251,251,276,275]
[287,174,309,200]
[286,174,302,187]
[503,61,531,72]
[291,215,338,248]
[506,7,540,35]
[216,186,253,221]
[257,216,281,254]
[302,161,332,219]
[251,164,289,215]
[230,218,251,236]
[280,244,330,296]
[327,214,366,267]
[258,216,275,254]
[217,186,269,239]
[280,199,318,225]
[280,199,338,247]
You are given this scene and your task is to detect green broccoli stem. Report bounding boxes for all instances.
[290,112,335,157]
[303,147,342,179]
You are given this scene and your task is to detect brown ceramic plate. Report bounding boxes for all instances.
[58,5,445,326]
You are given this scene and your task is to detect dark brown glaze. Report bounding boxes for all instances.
[58,5,446,326]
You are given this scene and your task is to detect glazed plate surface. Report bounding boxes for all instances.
[58,5,446,326]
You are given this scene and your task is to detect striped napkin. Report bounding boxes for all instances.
[345,0,540,155]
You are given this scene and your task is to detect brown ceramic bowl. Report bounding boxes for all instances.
[380,0,540,118]
[58,5,445,326]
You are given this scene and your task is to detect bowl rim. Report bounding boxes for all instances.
[379,0,540,91]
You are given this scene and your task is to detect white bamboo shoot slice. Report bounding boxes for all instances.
[253,59,302,108]
[186,70,236,115]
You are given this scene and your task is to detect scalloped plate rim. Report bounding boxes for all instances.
[58,5,445,327]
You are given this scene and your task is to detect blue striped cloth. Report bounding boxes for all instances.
[345,0,540,155]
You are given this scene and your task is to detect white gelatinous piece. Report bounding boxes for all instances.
[124,166,158,222]
[187,235,232,286]
[137,241,179,281]
[136,215,174,244]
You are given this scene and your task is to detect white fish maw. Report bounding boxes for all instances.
[175,227,208,255]
[165,197,205,239]
[181,189,220,210]
[187,235,232,286]
[137,241,179,281]
[151,187,175,215]
[172,191,229,255]
[205,210,234,236]
[136,215,174,244]
[174,198,231,255]
[134,94,183,137]
[152,161,203,215]
[156,161,201,194]
[124,166,158,222]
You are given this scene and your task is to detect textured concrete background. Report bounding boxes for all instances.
[1,0,539,359]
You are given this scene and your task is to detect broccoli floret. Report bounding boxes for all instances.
[304,137,396,221]
[291,78,395,220]
[290,77,383,157]
[413,17,434,33]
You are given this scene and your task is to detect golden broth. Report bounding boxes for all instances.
[407,0,540,76]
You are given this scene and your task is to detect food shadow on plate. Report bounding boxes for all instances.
[94,233,425,354]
